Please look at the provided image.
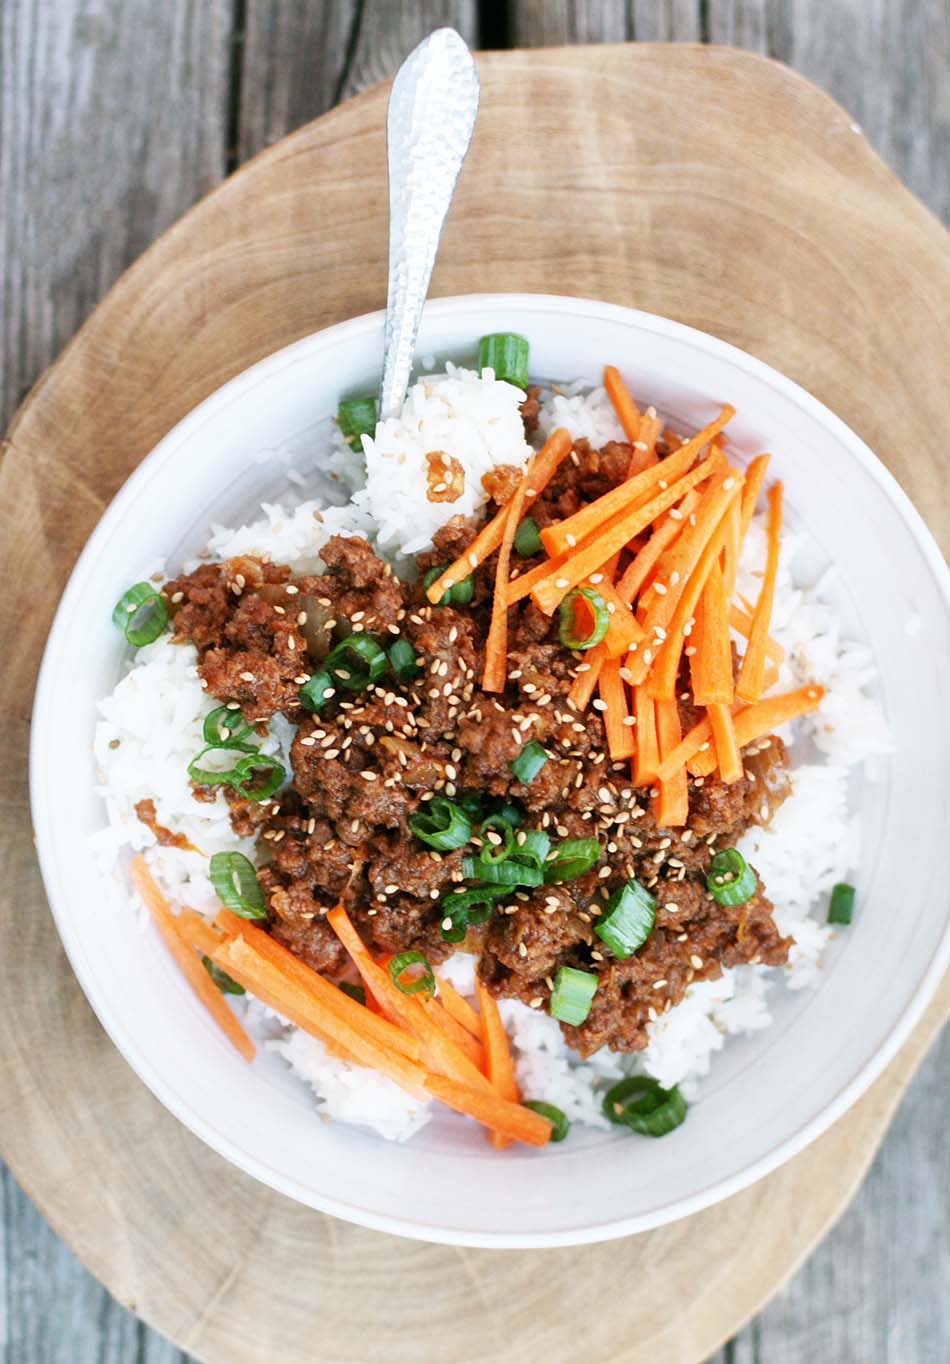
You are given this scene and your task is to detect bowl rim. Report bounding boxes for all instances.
[30,292,950,1247]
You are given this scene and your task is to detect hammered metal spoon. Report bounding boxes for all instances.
[378,28,480,421]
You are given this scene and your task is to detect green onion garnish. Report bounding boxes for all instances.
[387,637,419,682]
[325,635,388,692]
[457,791,487,822]
[299,670,334,712]
[201,955,246,995]
[489,799,523,828]
[112,582,169,648]
[549,966,598,1026]
[706,848,757,907]
[461,854,544,887]
[202,705,257,751]
[437,886,504,943]
[543,837,601,883]
[477,332,530,389]
[595,879,656,958]
[187,746,246,787]
[478,814,516,864]
[229,753,285,802]
[522,1101,570,1142]
[558,586,609,651]
[338,981,367,1006]
[389,950,435,999]
[421,564,474,606]
[513,516,542,557]
[512,828,552,870]
[828,882,856,925]
[209,852,267,920]
[408,797,473,851]
[337,396,378,444]
[602,1076,688,1137]
[509,740,548,785]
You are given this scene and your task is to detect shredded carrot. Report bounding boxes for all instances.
[531,449,725,615]
[425,428,573,603]
[629,410,662,470]
[567,643,606,711]
[655,714,713,781]
[435,976,483,1038]
[720,494,742,600]
[482,474,526,692]
[475,979,520,1149]
[505,552,568,605]
[632,684,659,787]
[739,453,771,542]
[736,482,783,702]
[129,856,256,1063]
[653,697,688,826]
[707,701,742,783]
[595,577,645,655]
[422,1074,552,1148]
[598,656,635,760]
[730,604,784,664]
[687,684,825,776]
[603,364,642,442]
[616,489,701,605]
[691,558,734,705]
[423,997,486,1072]
[175,908,223,958]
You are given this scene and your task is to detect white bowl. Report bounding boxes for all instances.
[31,295,950,1248]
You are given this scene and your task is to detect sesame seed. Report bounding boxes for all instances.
[566,533,577,547]
[555,578,569,589]
[592,698,608,712]
[653,582,668,596]
[723,477,736,490]
[529,997,543,1009]
[285,584,299,595]
[239,671,255,682]
[652,979,668,989]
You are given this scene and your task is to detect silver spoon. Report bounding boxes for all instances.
[378,28,480,421]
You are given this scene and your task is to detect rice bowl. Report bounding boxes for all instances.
[31,295,950,1245]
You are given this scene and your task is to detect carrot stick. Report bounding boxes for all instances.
[739,453,771,542]
[423,997,486,1072]
[707,702,742,784]
[596,578,645,656]
[629,409,662,470]
[506,552,568,605]
[616,490,701,605]
[598,656,636,760]
[482,474,526,692]
[539,408,732,560]
[688,684,825,776]
[422,1074,552,1148]
[655,714,713,781]
[129,856,256,1063]
[736,482,783,703]
[691,558,734,705]
[730,604,784,664]
[653,698,688,826]
[720,494,742,600]
[567,643,606,711]
[175,908,223,958]
[436,976,483,1038]
[531,450,725,615]
[603,365,642,442]
[632,684,659,787]
[475,980,520,1149]
[425,428,573,603]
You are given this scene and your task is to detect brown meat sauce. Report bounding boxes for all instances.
[165,433,793,1055]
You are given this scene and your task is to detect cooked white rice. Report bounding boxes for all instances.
[96,366,889,1141]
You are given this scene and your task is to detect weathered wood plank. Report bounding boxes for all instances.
[239,0,479,161]
[0,0,234,432]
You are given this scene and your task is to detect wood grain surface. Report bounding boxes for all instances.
[1,11,948,1364]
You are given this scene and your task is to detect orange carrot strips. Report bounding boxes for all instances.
[531,450,725,615]
[655,714,713,782]
[567,644,606,712]
[739,453,771,541]
[476,979,520,1149]
[629,410,662,470]
[687,685,825,776]
[653,697,689,827]
[736,482,783,703]
[632,684,659,787]
[603,364,642,441]
[598,656,636,760]
[707,701,742,784]
[423,997,486,1072]
[720,494,742,600]
[129,856,256,1063]
[422,1074,552,1148]
[616,489,701,605]
[691,559,734,705]
[483,473,526,692]
[596,578,646,655]
[730,604,784,664]
[435,976,483,1038]
[175,908,223,958]
[505,552,568,605]
[425,428,573,604]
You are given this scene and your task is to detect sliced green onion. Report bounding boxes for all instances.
[229,753,285,802]
[514,516,542,557]
[477,332,530,389]
[112,582,169,648]
[558,586,609,651]
[595,879,656,958]
[509,740,548,785]
[389,950,435,999]
[478,814,516,864]
[549,966,598,1026]
[706,848,757,907]
[201,955,246,995]
[543,837,601,883]
[299,670,334,712]
[489,799,523,828]
[461,854,543,887]
[338,981,367,1006]
[408,797,473,851]
[388,637,419,682]
[602,1076,688,1137]
[421,564,474,606]
[325,635,388,692]
[209,851,267,920]
[522,1101,570,1142]
[437,886,504,943]
[187,746,246,786]
[202,705,257,751]
[512,828,552,870]
[828,882,856,925]
[337,396,378,444]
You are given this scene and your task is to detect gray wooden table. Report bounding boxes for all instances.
[2,3,947,1361]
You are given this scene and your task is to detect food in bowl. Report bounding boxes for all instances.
[95,336,889,1148]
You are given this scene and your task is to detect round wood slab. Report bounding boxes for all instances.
[1,44,947,1364]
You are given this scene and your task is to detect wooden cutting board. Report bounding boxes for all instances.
[1,44,947,1364]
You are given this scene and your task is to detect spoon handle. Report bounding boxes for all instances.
[378,29,479,421]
